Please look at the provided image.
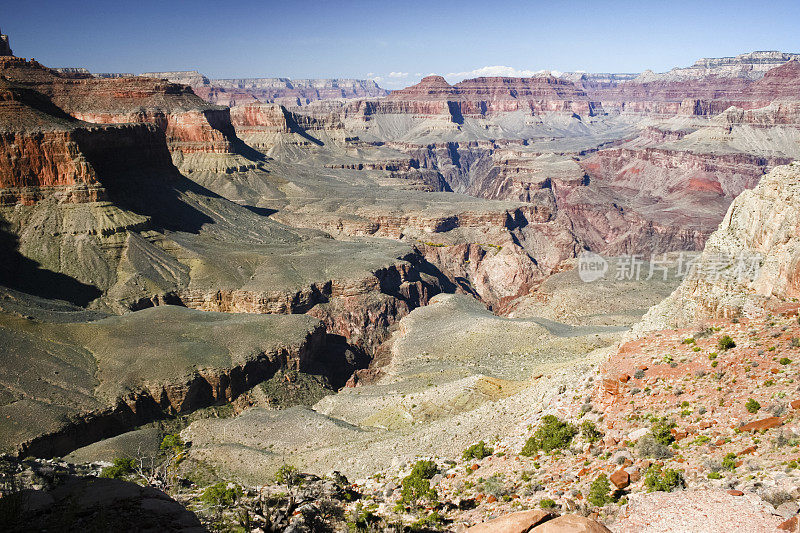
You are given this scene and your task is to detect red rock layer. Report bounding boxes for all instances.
[583,60,800,116]
[0,57,237,154]
[382,75,601,118]
[0,77,176,205]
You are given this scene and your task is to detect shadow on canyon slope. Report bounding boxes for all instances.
[0,218,102,306]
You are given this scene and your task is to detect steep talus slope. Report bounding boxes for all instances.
[635,161,800,333]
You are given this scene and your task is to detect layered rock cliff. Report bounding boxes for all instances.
[583,59,800,116]
[140,72,389,107]
[382,75,600,118]
[0,77,173,205]
[635,50,800,82]
[0,57,238,155]
[635,162,800,333]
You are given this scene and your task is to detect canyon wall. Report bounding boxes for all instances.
[0,57,239,155]
[635,162,800,334]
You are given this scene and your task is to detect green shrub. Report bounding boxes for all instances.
[463,440,493,461]
[412,510,444,529]
[581,421,603,444]
[780,357,792,365]
[100,457,135,479]
[275,464,301,488]
[745,398,761,414]
[521,415,577,455]
[637,434,674,459]
[588,474,612,506]
[644,465,685,492]
[160,433,184,454]
[707,471,722,479]
[539,498,556,509]
[722,452,738,471]
[651,418,676,446]
[201,482,242,508]
[718,335,736,351]
[400,460,438,506]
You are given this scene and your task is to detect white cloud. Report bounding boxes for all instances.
[444,65,556,82]
[388,71,409,78]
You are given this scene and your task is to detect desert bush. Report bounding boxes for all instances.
[521,415,577,455]
[644,465,685,492]
[745,398,761,414]
[633,368,645,380]
[718,335,736,351]
[480,474,510,498]
[201,482,242,508]
[539,498,556,509]
[637,434,674,459]
[651,418,676,446]
[588,474,612,506]
[780,357,792,365]
[707,472,722,479]
[462,440,493,461]
[581,421,603,444]
[100,457,135,479]
[399,460,438,506]
[722,453,738,471]
[160,433,184,454]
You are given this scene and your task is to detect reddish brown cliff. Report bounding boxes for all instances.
[584,60,800,116]
[0,77,175,205]
[380,75,601,118]
[0,57,237,154]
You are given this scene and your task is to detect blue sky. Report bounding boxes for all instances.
[4,0,799,88]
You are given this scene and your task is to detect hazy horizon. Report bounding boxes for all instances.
[5,0,800,88]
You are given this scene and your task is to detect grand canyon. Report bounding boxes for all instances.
[1,12,800,532]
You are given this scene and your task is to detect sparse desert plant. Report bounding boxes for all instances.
[718,335,736,351]
[633,368,645,380]
[637,434,674,459]
[707,471,722,479]
[521,415,577,455]
[399,460,438,507]
[201,481,243,509]
[644,465,685,492]
[539,498,557,509]
[745,398,761,414]
[100,457,135,479]
[480,474,511,498]
[581,420,603,444]
[780,357,792,365]
[588,474,612,506]
[462,440,493,461]
[722,452,738,471]
[651,418,676,446]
